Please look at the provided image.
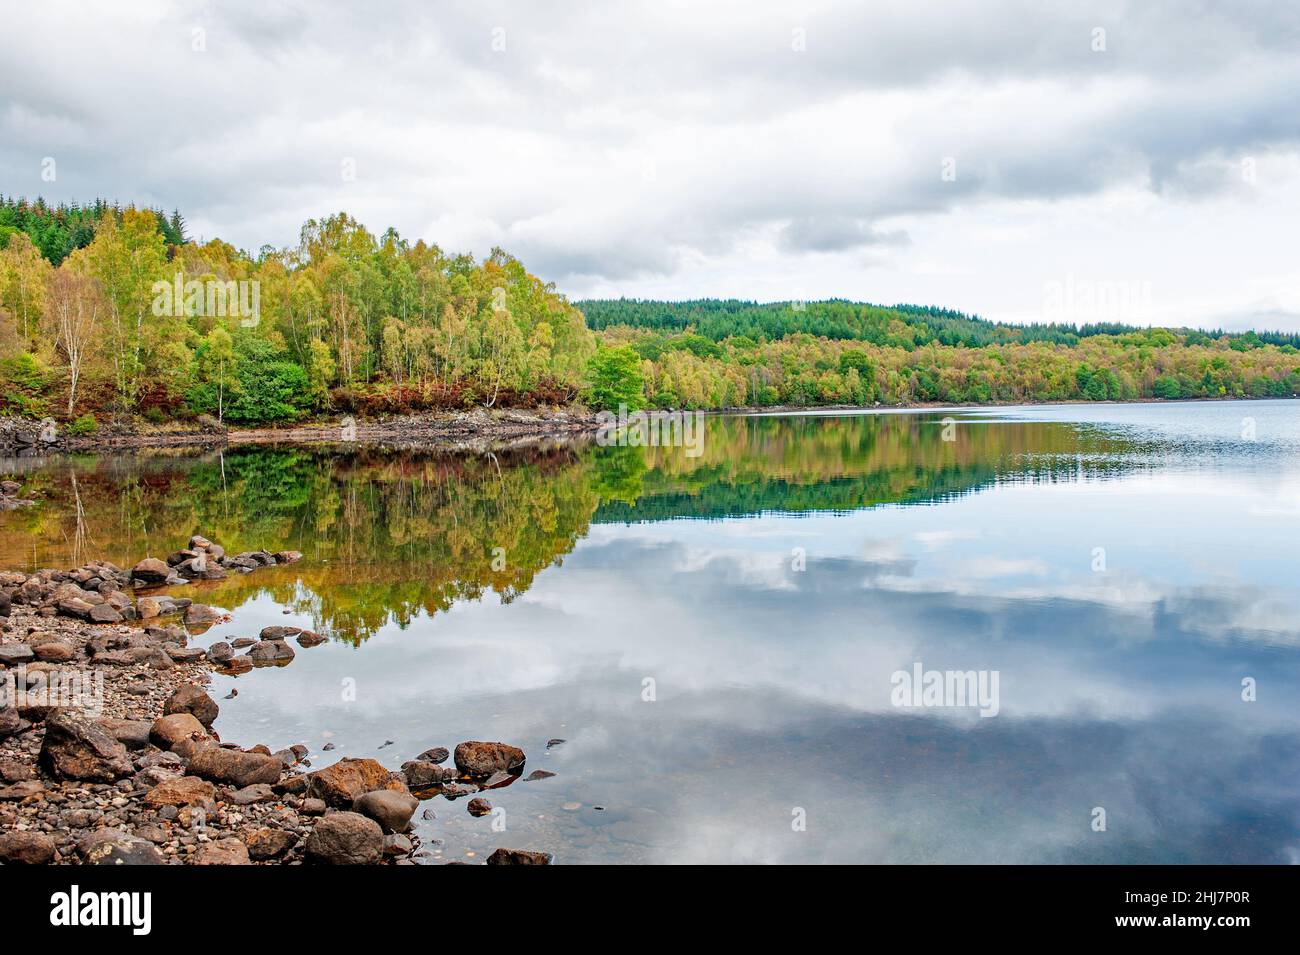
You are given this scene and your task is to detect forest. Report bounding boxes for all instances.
[1,197,1298,426]
[0,199,594,426]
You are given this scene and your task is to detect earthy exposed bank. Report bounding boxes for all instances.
[6,394,1290,458]
[0,493,553,866]
[0,408,603,456]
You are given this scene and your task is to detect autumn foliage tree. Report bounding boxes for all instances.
[1,201,1297,423]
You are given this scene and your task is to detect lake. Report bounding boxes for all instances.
[2,399,1298,863]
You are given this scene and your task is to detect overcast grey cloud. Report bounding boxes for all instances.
[2,0,1299,328]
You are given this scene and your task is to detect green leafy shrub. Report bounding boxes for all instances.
[66,414,98,436]
[0,352,52,416]
[1153,376,1182,399]
[583,346,645,412]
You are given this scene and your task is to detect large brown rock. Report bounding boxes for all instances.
[149,712,209,751]
[131,558,171,584]
[354,789,419,834]
[244,826,297,860]
[454,741,526,777]
[306,757,408,807]
[33,640,74,663]
[163,685,219,726]
[187,746,283,787]
[305,811,383,865]
[0,643,35,666]
[225,783,273,806]
[246,640,295,665]
[184,604,221,628]
[0,830,56,864]
[218,656,253,675]
[402,760,457,790]
[88,603,124,624]
[179,559,226,581]
[136,596,164,618]
[57,597,95,619]
[0,705,21,739]
[86,649,130,667]
[193,838,251,865]
[39,710,133,781]
[96,717,152,749]
[207,641,234,664]
[259,625,301,641]
[25,630,66,648]
[79,829,164,865]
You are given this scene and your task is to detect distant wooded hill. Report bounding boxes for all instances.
[577,297,1300,350]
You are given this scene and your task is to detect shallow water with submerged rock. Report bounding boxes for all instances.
[3,399,1299,864]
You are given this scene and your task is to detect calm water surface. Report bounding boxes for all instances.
[3,400,1298,864]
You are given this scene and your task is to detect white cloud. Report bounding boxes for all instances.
[2,0,1298,328]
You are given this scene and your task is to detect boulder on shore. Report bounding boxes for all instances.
[207,641,234,663]
[184,603,222,628]
[259,625,301,641]
[39,710,134,782]
[305,811,384,865]
[163,684,219,726]
[149,712,209,752]
[246,640,295,666]
[453,740,526,777]
[0,830,56,864]
[0,705,22,739]
[354,789,419,834]
[131,558,171,584]
[306,757,407,807]
[244,827,297,860]
[96,717,152,750]
[0,643,35,666]
[193,838,251,865]
[78,829,164,865]
[186,746,283,788]
[402,760,457,790]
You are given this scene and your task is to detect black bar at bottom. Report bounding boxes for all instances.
[5,864,1284,940]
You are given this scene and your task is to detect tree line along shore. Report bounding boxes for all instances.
[1,197,1297,438]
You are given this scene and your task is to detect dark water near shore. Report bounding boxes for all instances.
[3,400,1299,864]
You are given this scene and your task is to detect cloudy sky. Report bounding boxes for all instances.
[3,1,1299,330]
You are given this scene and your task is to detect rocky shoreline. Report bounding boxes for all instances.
[0,409,602,456]
[0,504,552,866]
